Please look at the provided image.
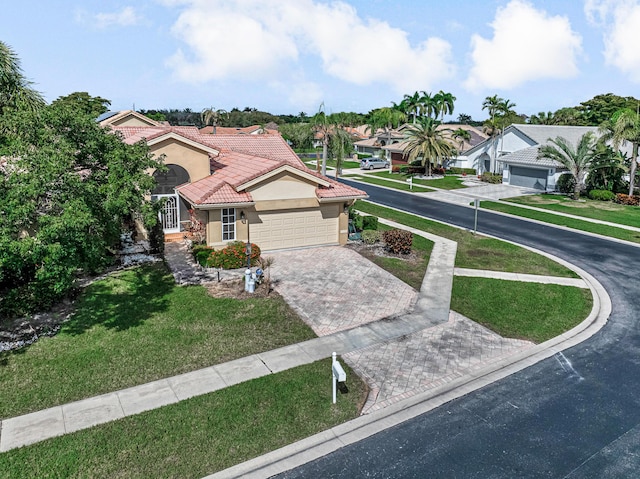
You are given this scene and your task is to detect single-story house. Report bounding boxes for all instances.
[354,129,405,158]
[101,112,367,251]
[460,124,602,190]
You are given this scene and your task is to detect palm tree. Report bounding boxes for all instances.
[497,98,516,163]
[482,95,502,173]
[311,103,331,175]
[457,113,472,124]
[599,108,640,195]
[201,107,228,134]
[403,118,455,176]
[365,107,406,157]
[538,133,598,200]
[402,91,422,123]
[0,41,44,116]
[529,111,556,125]
[434,90,456,121]
[452,128,471,152]
[419,91,438,119]
[328,126,353,179]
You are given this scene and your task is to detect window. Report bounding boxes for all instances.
[222,208,236,241]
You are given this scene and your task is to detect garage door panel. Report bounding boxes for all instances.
[251,208,339,251]
[510,166,547,190]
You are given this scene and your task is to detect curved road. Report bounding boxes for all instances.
[278,182,640,478]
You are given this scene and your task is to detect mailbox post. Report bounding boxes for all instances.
[332,352,346,404]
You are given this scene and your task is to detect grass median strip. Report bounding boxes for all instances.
[0,359,368,479]
[451,277,593,343]
[371,171,467,190]
[481,201,640,244]
[505,195,640,228]
[343,175,433,192]
[0,263,316,419]
[356,201,578,277]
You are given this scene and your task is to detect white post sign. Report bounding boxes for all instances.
[332,352,346,404]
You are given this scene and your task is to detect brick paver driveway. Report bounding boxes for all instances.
[268,246,417,336]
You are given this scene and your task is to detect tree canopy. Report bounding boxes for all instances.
[51,91,111,118]
[0,41,45,117]
[0,102,161,319]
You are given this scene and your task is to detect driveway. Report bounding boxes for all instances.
[419,183,540,206]
[268,246,417,336]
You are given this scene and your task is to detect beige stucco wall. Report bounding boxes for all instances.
[248,172,318,203]
[149,139,211,182]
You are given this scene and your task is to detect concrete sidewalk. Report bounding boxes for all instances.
[0,222,605,457]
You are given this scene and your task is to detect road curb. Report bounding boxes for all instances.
[204,219,612,479]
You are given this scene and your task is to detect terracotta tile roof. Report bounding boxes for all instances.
[317,179,367,199]
[200,135,304,165]
[112,126,204,145]
[177,178,253,205]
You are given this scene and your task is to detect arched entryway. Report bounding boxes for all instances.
[151,165,190,233]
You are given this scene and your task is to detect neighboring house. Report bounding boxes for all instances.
[380,124,487,167]
[461,124,601,191]
[354,129,405,158]
[101,115,367,251]
[97,110,162,128]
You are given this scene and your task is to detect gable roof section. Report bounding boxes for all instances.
[201,134,304,165]
[199,125,279,135]
[98,110,160,127]
[500,145,561,168]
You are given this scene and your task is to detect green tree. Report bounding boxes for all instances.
[528,111,556,125]
[599,108,640,195]
[201,107,228,134]
[552,107,584,126]
[0,41,45,117]
[51,92,111,118]
[0,103,161,318]
[403,117,455,176]
[402,91,423,123]
[586,143,628,193]
[538,132,598,199]
[366,107,406,158]
[279,122,313,150]
[420,91,438,119]
[434,90,456,121]
[577,93,640,126]
[457,113,472,124]
[452,128,471,151]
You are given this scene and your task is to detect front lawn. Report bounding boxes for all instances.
[481,201,640,244]
[0,359,368,479]
[505,194,640,228]
[0,263,316,419]
[451,277,593,343]
[370,171,467,190]
[355,201,578,277]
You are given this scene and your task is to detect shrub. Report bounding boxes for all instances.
[206,241,261,269]
[148,220,165,255]
[382,229,413,254]
[391,165,402,173]
[614,194,640,206]
[432,167,446,175]
[480,172,502,184]
[349,207,363,231]
[192,245,215,266]
[361,230,382,245]
[362,216,379,231]
[448,167,476,175]
[588,189,616,201]
[556,173,576,195]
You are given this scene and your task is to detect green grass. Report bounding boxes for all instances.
[343,175,433,192]
[355,201,578,277]
[0,263,316,419]
[303,159,361,169]
[0,360,368,479]
[505,194,640,228]
[357,228,433,290]
[370,171,467,190]
[451,277,593,343]
[481,201,640,244]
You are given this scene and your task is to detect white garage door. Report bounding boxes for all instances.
[250,207,339,251]
[509,166,548,190]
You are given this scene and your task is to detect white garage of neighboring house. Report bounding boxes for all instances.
[500,145,560,191]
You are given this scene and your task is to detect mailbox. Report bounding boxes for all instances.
[332,361,346,382]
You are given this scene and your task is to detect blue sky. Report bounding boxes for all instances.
[3,0,640,121]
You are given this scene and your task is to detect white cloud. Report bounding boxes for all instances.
[76,6,142,29]
[164,0,455,93]
[464,0,582,91]
[585,0,640,82]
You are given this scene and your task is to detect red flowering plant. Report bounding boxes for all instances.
[206,241,261,269]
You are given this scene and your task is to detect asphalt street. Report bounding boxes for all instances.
[276,182,640,478]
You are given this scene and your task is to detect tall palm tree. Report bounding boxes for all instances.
[538,133,598,200]
[419,91,438,119]
[365,107,406,157]
[599,108,640,195]
[452,128,471,152]
[434,90,456,121]
[201,107,228,134]
[402,91,422,123]
[497,98,516,163]
[482,95,503,173]
[403,118,455,176]
[311,103,331,175]
[0,41,44,116]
